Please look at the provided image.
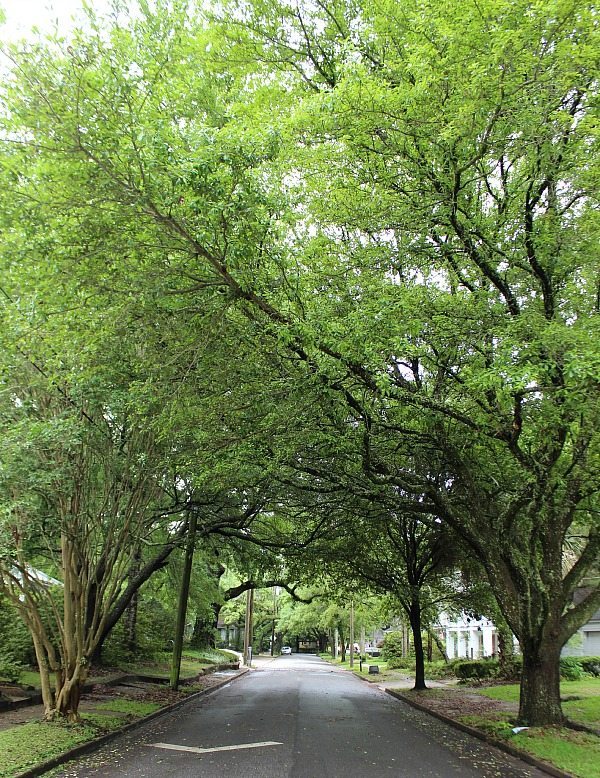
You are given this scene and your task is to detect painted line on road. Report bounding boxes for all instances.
[148,741,283,755]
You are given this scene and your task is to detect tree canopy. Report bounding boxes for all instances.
[0,0,598,726]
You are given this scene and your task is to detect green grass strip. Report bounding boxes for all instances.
[94,699,162,716]
[514,728,600,778]
[0,717,121,778]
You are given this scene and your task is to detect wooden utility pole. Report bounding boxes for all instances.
[243,587,254,666]
[349,600,355,668]
[270,586,277,656]
[170,511,197,690]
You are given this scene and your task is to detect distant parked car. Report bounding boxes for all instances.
[281,646,292,654]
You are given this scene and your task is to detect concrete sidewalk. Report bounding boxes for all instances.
[239,652,278,669]
[375,676,458,690]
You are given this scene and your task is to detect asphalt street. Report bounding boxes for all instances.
[55,654,551,777]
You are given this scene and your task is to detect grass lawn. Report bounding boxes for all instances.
[8,669,121,691]
[113,648,235,680]
[515,728,600,778]
[475,678,600,729]
[0,650,238,778]
[461,679,600,778]
[93,699,162,716]
[121,657,204,679]
[15,669,43,689]
[459,714,600,778]
[0,716,123,778]
[181,647,235,663]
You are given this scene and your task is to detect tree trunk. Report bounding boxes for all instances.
[124,548,142,653]
[409,597,427,691]
[497,619,515,678]
[124,589,139,653]
[52,672,86,722]
[402,623,410,657]
[90,532,185,664]
[30,634,55,718]
[429,628,448,662]
[171,511,197,689]
[518,640,563,726]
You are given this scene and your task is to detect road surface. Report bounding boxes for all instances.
[56,654,551,777]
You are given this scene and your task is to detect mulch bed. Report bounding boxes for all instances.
[399,686,518,721]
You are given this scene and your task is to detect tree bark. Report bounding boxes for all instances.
[409,596,427,690]
[429,628,448,662]
[519,640,563,726]
[124,548,142,653]
[170,511,197,690]
[496,619,516,678]
[53,670,86,722]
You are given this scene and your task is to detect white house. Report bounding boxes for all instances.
[10,565,62,596]
[437,613,505,660]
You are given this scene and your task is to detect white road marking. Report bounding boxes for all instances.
[148,741,283,755]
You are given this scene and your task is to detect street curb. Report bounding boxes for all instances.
[385,689,575,778]
[11,666,249,778]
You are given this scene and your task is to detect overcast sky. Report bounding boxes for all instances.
[1,0,105,40]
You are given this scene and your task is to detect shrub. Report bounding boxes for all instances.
[381,632,405,662]
[0,650,24,683]
[454,659,499,681]
[424,660,459,679]
[386,656,414,670]
[102,596,178,665]
[0,595,35,666]
[559,656,585,681]
[579,656,600,677]
[497,655,522,681]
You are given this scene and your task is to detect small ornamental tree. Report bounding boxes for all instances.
[0,365,168,720]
